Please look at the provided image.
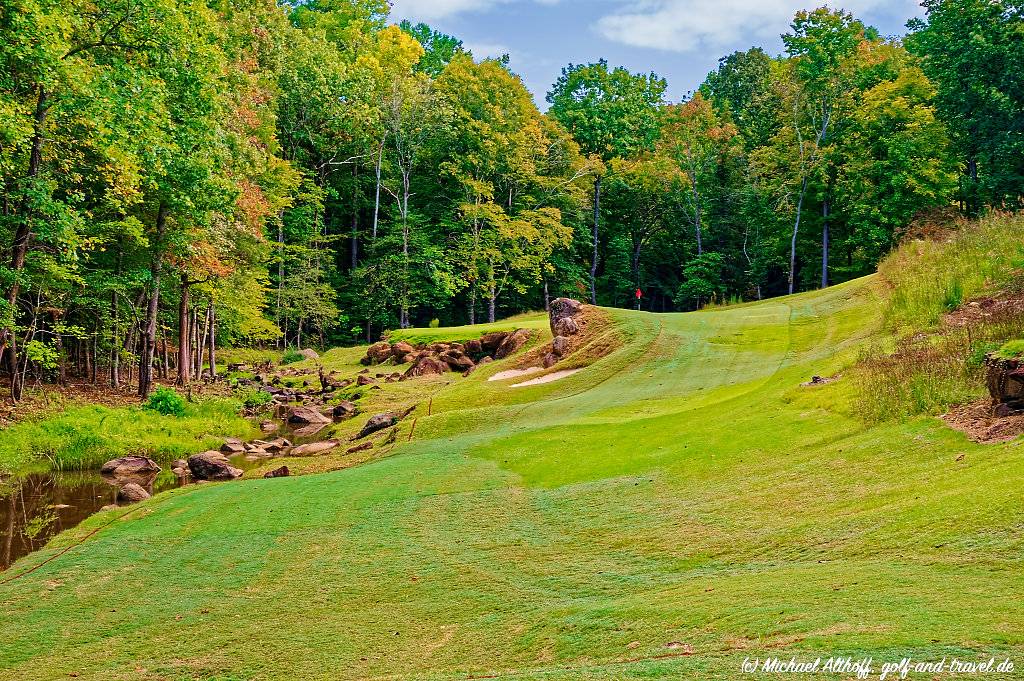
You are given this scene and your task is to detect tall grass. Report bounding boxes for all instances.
[0,398,254,473]
[881,212,1024,331]
[857,212,1024,421]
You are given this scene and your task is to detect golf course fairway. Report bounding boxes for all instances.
[2,277,1022,680]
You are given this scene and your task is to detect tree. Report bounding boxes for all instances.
[546,61,666,304]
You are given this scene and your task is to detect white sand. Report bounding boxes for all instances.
[511,369,582,388]
[488,367,543,382]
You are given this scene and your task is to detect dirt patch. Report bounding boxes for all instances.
[801,374,841,387]
[511,369,582,388]
[944,295,1024,329]
[488,367,543,382]
[942,399,1024,443]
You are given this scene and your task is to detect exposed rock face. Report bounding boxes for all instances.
[264,466,290,478]
[346,441,373,454]
[542,353,560,369]
[391,341,415,360]
[403,355,448,379]
[480,332,509,352]
[464,339,483,355]
[986,355,1024,413]
[551,335,570,357]
[441,349,475,372]
[495,329,532,359]
[100,456,161,477]
[299,348,320,361]
[288,406,332,426]
[356,374,377,386]
[188,451,244,481]
[553,317,579,337]
[116,483,150,504]
[549,298,583,335]
[220,438,246,454]
[290,440,340,457]
[356,412,399,439]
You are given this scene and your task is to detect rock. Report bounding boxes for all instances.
[364,342,393,365]
[100,504,119,512]
[259,420,279,433]
[171,459,188,470]
[172,466,189,477]
[264,438,292,453]
[356,412,399,439]
[288,406,332,426]
[188,451,244,481]
[220,438,246,454]
[332,401,357,419]
[227,362,249,372]
[986,355,1024,410]
[357,374,377,386]
[403,355,448,380]
[549,298,583,336]
[479,332,509,352]
[264,466,290,478]
[478,356,494,365]
[495,329,532,359]
[401,353,417,364]
[299,348,320,361]
[994,402,1020,418]
[391,341,415,360]
[553,316,579,337]
[290,440,340,457]
[464,339,483,355]
[346,442,373,454]
[116,483,150,504]
[441,350,475,372]
[551,335,570,357]
[100,456,161,477]
[542,352,560,369]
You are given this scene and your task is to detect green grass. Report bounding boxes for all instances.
[2,279,1024,680]
[0,398,256,473]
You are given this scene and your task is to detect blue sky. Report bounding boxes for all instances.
[387,0,925,107]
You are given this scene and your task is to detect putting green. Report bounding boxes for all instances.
[2,277,1023,680]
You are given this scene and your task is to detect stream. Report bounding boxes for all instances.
[0,421,328,571]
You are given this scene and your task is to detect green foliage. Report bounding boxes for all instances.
[281,348,305,365]
[143,387,186,417]
[994,339,1024,360]
[235,385,274,409]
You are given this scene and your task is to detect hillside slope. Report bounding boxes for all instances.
[3,278,1023,680]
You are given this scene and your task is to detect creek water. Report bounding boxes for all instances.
[0,421,328,571]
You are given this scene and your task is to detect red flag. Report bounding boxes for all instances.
[635,288,643,300]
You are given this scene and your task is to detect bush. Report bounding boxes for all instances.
[236,386,273,409]
[143,387,186,417]
[281,348,304,365]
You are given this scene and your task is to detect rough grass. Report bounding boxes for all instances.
[856,212,1024,421]
[0,398,255,473]
[2,280,1024,679]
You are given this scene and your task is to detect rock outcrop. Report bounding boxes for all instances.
[986,354,1024,414]
[264,466,290,478]
[116,483,151,504]
[360,329,535,378]
[356,412,399,439]
[549,298,583,337]
[287,406,332,426]
[188,451,244,481]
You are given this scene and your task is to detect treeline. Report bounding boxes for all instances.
[0,0,1021,399]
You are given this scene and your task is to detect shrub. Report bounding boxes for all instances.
[236,386,273,409]
[143,387,186,417]
[281,348,304,365]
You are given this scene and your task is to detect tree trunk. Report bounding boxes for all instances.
[632,241,643,310]
[372,138,384,240]
[821,194,830,289]
[468,286,476,326]
[207,303,216,378]
[276,220,284,350]
[138,202,167,398]
[177,273,190,386]
[400,170,411,329]
[351,163,359,270]
[488,284,496,324]
[590,176,600,305]
[788,177,808,296]
[544,280,550,312]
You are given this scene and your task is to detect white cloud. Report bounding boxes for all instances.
[389,0,560,21]
[594,0,920,53]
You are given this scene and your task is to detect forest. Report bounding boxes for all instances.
[1,0,1021,400]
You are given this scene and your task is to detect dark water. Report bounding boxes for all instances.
[0,432,317,571]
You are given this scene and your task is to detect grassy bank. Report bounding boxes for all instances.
[855,212,1024,421]
[0,398,255,474]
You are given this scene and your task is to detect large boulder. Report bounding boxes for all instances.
[551,335,571,357]
[441,349,475,372]
[986,355,1024,412]
[299,348,320,361]
[332,401,357,419]
[288,406,332,426]
[356,412,399,439]
[463,339,483,356]
[403,355,449,379]
[100,456,161,478]
[264,466,290,479]
[363,341,393,365]
[553,316,579,337]
[116,483,150,504]
[391,341,415,360]
[220,438,246,454]
[188,451,244,481]
[549,298,583,336]
[495,329,532,359]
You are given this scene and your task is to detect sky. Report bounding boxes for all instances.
[387,0,925,107]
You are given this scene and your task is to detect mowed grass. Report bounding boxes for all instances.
[2,278,1024,680]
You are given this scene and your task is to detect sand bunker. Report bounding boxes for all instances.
[511,369,582,388]
[488,367,543,382]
